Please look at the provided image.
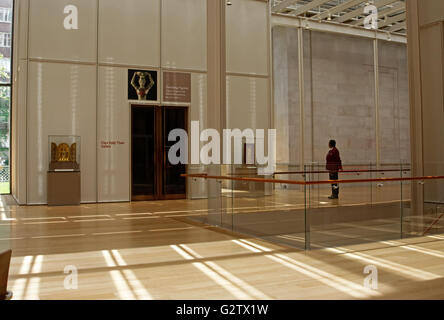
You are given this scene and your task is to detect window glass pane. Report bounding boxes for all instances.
[0,2,12,85]
[0,0,11,194]
[0,7,12,23]
[0,86,9,194]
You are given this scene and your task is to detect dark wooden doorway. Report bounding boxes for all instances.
[131,105,187,201]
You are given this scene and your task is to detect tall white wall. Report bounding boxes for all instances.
[226,0,270,132]
[13,0,209,204]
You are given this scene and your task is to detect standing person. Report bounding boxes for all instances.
[326,140,342,199]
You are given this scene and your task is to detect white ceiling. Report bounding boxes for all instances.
[272,0,407,34]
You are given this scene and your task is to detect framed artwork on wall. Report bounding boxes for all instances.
[128,69,158,101]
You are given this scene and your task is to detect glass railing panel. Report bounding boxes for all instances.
[305,163,403,248]
[186,164,209,225]
[206,165,223,228]
[308,180,403,249]
[400,164,413,238]
[403,162,444,238]
[430,204,444,236]
[182,163,444,251]
[230,165,306,250]
[216,165,235,232]
[422,163,444,236]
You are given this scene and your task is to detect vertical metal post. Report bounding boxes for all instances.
[373,38,380,169]
[304,180,310,250]
[400,163,404,238]
[298,27,305,172]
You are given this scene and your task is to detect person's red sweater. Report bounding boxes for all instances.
[326,147,343,172]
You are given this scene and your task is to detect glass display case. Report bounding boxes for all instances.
[48,135,80,171]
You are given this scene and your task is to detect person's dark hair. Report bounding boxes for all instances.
[329,140,336,148]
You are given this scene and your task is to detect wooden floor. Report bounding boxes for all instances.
[1,192,444,300]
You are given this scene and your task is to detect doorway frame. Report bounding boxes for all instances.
[161,105,189,200]
[130,104,188,201]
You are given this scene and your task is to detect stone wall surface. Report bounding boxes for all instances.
[273,27,410,168]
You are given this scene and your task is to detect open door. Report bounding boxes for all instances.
[131,105,187,200]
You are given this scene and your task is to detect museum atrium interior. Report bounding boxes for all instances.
[1,0,444,300]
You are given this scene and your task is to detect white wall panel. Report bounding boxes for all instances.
[190,73,207,126]
[98,0,160,67]
[419,0,444,26]
[226,0,268,76]
[162,0,207,71]
[16,0,29,61]
[12,60,28,204]
[27,62,97,204]
[226,75,269,131]
[15,0,220,203]
[187,73,207,199]
[29,0,97,62]
[97,66,130,202]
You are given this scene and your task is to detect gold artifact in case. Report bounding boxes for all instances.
[48,135,80,171]
[47,135,81,206]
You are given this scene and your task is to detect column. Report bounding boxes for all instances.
[206,0,226,226]
[406,0,444,234]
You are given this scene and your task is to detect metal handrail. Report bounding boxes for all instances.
[225,168,411,176]
[273,168,411,175]
[181,173,443,186]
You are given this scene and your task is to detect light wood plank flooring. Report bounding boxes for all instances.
[1,193,444,300]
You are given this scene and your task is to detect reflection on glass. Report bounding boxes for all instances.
[0,1,12,85]
[0,86,9,194]
[0,0,12,194]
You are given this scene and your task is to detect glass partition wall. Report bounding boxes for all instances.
[217,25,417,249]
[182,26,431,250]
[184,164,444,250]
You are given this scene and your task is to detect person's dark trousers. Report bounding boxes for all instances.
[329,172,339,198]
